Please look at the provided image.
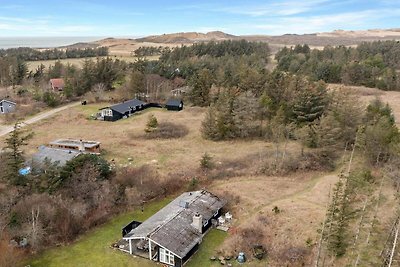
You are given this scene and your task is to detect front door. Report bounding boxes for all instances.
[0,106,3,113]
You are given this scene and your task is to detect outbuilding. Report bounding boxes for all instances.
[50,78,65,92]
[0,99,16,114]
[165,99,183,111]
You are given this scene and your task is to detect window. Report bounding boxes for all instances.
[213,209,219,217]
[102,109,112,117]
[159,247,175,265]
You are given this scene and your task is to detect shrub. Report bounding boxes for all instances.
[42,91,61,107]
[0,234,23,267]
[114,165,156,187]
[145,114,158,132]
[200,152,214,170]
[188,177,199,190]
[279,246,309,265]
[55,154,111,191]
[272,206,281,214]
[144,122,189,139]
[260,149,335,175]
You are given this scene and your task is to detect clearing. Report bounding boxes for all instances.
[10,90,400,265]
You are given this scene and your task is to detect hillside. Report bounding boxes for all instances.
[135,31,237,43]
[86,29,400,55]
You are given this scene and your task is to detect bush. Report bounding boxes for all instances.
[145,114,158,133]
[260,149,335,175]
[55,154,111,191]
[200,152,214,170]
[221,225,267,260]
[188,177,199,190]
[115,166,185,201]
[42,91,61,107]
[114,165,156,188]
[279,246,309,265]
[144,122,189,139]
[0,234,24,267]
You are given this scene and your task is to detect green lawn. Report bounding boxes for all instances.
[28,198,171,267]
[186,229,228,267]
[27,197,228,267]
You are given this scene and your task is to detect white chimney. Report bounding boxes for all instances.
[192,213,203,233]
[79,139,85,152]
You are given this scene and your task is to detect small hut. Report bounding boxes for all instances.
[165,99,183,111]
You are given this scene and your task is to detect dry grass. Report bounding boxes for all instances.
[2,99,398,266]
[329,84,400,126]
[6,102,340,266]
[2,105,271,171]
[211,172,337,266]
[94,38,184,56]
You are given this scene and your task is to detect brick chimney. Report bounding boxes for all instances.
[191,213,203,233]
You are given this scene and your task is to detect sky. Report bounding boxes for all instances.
[0,0,399,37]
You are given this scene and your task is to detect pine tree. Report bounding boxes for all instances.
[145,114,158,133]
[201,106,219,140]
[232,93,258,138]
[129,70,146,99]
[292,81,328,126]
[326,175,352,257]
[3,123,33,185]
[188,68,213,106]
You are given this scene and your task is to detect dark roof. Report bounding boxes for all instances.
[124,190,225,258]
[166,99,183,107]
[107,99,146,114]
[150,209,202,258]
[32,146,81,167]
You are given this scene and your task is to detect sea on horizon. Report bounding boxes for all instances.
[0,36,106,49]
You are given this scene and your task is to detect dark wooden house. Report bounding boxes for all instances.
[165,99,183,111]
[99,99,148,121]
[120,190,225,266]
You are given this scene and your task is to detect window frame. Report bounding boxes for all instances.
[102,109,112,117]
[159,247,175,265]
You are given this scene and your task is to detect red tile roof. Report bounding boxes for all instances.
[50,78,65,89]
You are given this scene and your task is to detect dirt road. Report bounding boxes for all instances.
[0,102,80,137]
